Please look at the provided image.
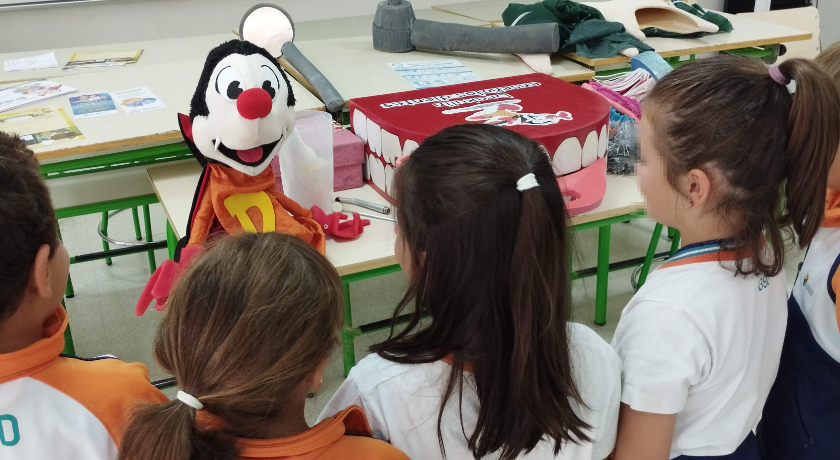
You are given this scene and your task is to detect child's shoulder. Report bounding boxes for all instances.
[32,355,167,437]
[324,434,411,460]
[349,353,448,393]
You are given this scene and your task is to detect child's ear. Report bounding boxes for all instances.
[28,244,54,299]
[686,168,712,208]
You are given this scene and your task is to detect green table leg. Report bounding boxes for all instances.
[131,207,142,241]
[100,211,112,265]
[143,204,156,274]
[637,223,664,289]
[166,221,178,260]
[61,299,75,355]
[595,225,611,325]
[670,229,681,256]
[341,280,359,376]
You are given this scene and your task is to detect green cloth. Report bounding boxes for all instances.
[502,0,604,47]
[568,20,654,59]
[642,1,733,38]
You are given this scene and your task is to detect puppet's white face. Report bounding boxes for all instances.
[191,53,295,176]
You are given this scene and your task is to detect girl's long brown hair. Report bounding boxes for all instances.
[646,55,840,276]
[371,124,588,460]
[119,232,343,460]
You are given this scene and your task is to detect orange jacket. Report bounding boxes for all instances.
[0,307,167,458]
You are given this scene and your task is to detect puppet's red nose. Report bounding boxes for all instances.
[237,88,273,120]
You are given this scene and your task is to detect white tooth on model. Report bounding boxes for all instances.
[581,130,599,167]
[384,165,395,194]
[352,109,368,143]
[281,125,287,139]
[381,129,401,165]
[402,139,419,157]
[366,118,382,154]
[597,124,607,158]
[552,137,582,176]
[371,155,386,191]
[365,154,374,181]
[214,137,221,151]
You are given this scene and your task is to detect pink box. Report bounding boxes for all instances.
[271,126,365,192]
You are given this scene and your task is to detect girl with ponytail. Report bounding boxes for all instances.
[319,124,623,460]
[611,55,840,460]
[757,43,840,460]
[118,232,409,460]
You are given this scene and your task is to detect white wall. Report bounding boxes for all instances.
[818,0,840,46]
[0,0,469,53]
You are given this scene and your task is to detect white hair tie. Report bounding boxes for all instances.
[516,173,540,192]
[177,390,204,410]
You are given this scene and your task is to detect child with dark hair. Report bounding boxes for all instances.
[0,131,166,458]
[756,44,840,460]
[119,232,409,460]
[319,124,622,460]
[611,55,840,460]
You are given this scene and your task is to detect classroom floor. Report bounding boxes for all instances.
[59,204,804,424]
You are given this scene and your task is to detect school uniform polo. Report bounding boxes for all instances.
[757,191,840,460]
[612,241,787,459]
[237,406,409,460]
[318,323,622,460]
[0,307,167,459]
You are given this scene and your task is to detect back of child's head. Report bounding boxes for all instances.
[0,131,58,323]
[816,41,840,86]
[119,232,343,460]
[644,54,840,276]
[371,124,587,460]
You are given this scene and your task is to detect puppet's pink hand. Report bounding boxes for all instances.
[135,246,203,315]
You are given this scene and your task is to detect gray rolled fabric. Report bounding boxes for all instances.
[410,20,560,54]
[372,0,416,52]
[281,42,345,114]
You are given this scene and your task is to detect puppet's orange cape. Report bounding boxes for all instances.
[188,162,326,253]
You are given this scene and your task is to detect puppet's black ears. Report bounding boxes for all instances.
[239,3,295,57]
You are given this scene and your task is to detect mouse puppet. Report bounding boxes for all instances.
[136,7,328,315]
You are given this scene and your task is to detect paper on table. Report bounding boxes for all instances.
[389,59,481,89]
[0,80,77,113]
[64,50,142,70]
[110,87,166,114]
[69,91,118,118]
[4,52,59,72]
[0,107,84,149]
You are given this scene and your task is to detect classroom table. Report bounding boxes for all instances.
[147,161,647,375]
[286,36,594,102]
[0,33,239,85]
[431,1,812,68]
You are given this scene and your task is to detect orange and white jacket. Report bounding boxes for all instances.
[0,307,167,459]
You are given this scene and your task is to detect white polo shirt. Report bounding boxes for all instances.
[319,323,621,460]
[612,240,787,458]
[792,225,840,362]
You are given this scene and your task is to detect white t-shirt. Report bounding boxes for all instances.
[611,241,787,458]
[792,226,840,362]
[319,323,621,460]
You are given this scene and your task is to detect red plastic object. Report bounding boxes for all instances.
[310,206,371,239]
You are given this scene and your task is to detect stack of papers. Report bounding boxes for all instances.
[4,52,59,72]
[63,50,143,70]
